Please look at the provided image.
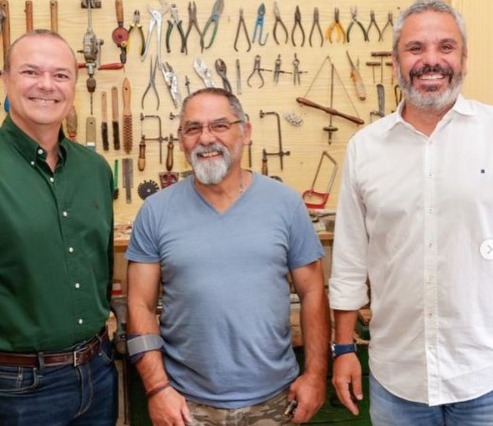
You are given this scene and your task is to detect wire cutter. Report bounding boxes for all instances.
[161,61,182,108]
[252,3,268,45]
[326,8,345,43]
[347,7,368,42]
[234,8,251,52]
[128,10,145,56]
[309,7,323,47]
[291,6,305,47]
[367,10,382,42]
[166,4,186,54]
[184,2,203,54]
[380,12,393,41]
[142,3,168,63]
[273,2,288,45]
[215,58,232,93]
[141,56,160,110]
[202,0,224,50]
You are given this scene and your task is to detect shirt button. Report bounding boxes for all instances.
[75,283,80,289]
[62,211,68,217]
[68,247,74,253]
[49,177,55,183]
[37,149,43,155]
[427,208,433,214]
[30,161,35,166]
[78,318,84,325]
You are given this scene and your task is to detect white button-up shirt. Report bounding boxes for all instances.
[330,95,493,406]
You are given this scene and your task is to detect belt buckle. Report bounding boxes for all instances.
[73,349,81,367]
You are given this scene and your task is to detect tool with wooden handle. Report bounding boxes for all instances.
[122,77,133,154]
[1,0,10,63]
[50,0,58,33]
[101,91,109,151]
[138,135,146,171]
[65,106,78,140]
[296,97,365,126]
[346,51,366,101]
[111,86,121,150]
[112,0,129,64]
[25,1,33,32]
[86,116,97,150]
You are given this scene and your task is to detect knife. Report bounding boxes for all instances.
[111,86,120,150]
[101,91,109,151]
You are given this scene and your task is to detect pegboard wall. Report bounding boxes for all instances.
[0,0,420,224]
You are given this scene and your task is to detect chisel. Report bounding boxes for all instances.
[101,91,109,151]
[111,86,121,150]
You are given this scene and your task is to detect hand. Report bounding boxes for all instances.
[331,353,363,415]
[288,372,327,423]
[147,386,192,426]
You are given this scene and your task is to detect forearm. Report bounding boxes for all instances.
[333,310,359,343]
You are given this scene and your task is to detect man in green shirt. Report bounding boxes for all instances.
[0,30,117,425]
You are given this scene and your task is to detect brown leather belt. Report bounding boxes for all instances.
[0,327,108,368]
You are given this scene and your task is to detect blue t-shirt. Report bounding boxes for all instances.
[126,172,324,408]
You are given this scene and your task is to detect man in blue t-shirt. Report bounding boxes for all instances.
[126,87,329,425]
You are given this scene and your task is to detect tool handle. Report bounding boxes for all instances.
[101,91,108,122]
[99,63,125,70]
[111,86,119,121]
[115,0,124,26]
[50,1,58,33]
[371,51,392,57]
[65,105,78,140]
[1,0,11,62]
[86,116,97,145]
[296,97,364,125]
[166,141,173,172]
[138,138,146,171]
[122,77,131,115]
[25,1,33,32]
[350,68,366,101]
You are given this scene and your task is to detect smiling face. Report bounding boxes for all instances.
[2,34,77,137]
[394,10,467,112]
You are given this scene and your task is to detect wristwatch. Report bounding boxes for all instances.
[331,342,357,358]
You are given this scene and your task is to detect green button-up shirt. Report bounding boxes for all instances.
[0,116,114,352]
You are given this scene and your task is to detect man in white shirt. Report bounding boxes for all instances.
[329,1,493,425]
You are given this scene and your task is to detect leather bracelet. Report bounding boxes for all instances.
[145,381,171,398]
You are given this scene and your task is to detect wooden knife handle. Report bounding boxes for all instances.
[111,86,119,121]
[122,77,131,115]
[50,0,58,33]
[25,1,33,32]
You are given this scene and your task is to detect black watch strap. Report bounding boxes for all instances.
[331,343,357,358]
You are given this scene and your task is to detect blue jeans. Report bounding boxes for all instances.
[0,338,118,426]
[370,373,493,426]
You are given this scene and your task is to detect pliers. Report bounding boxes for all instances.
[234,8,251,52]
[291,6,305,47]
[202,0,224,50]
[160,62,182,108]
[380,12,393,41]
[309,7,323,47]
[326,8,345,43]
[347,7,368,42]
[273,2,288,45]
[166,4,186,54]
[252,3,268,45]
[194,58,216,88]
[128,10,145,56]
[215,58,232,93]
[367,10,382,42]
[247,55,271,89]
[184,2,203,53]
[141,56,160,110]
[142,4,168,63]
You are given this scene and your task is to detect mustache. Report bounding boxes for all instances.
[410,65,453,79]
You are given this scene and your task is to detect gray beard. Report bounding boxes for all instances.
[190,143,231,185]
[397,67,463,112]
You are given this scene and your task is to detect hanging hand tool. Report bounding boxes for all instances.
[86,116,97,150]
[160,133,179,188]
[291,6,305,47]
[128,10,145,57]
[371,51,392,84]
[25,1,33,32]
[234,8,251,52]
[326,8,345,43]
[141,113,166,164]
[112,0,129,64]
[1,0,11,63]
[141,56,160,110]
[324,63,338,145]
[184,2,202,54]
[185,75,191,95]
[236,59,241,95]
[111,86,121,150]
[142,3,167,63]
[366,61,381,84]
[137,180,160,200]
[292,53,306,85]
[122,77,133,154]
[273,2,288,45]
[309,7,323,47]
[166,4,186,54]
[50,1,58,33]
[137,135,146,171]
[296,97,364,126]
[380,12,393,41]
[113,159,119,199]
[370,83,385,122]
[65,106,78,141]
[367,10,382,42]
[347,7,368,42]
[346,51,366,101]
[259,110,290,171]
[215,58,232,93]
[273,54,291,84]
[101,91,109,151]
[122,158,133,204]
[247,55,271,89]
[194,58,216,88]
[252,3,268,46]
[303,151,338,210]
[202,0,224,51]
[161,61,182,108]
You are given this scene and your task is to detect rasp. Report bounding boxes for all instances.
[122,77,133,154]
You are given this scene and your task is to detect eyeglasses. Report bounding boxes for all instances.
[179,120,243,139]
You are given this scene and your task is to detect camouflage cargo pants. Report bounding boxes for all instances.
[186,388,298,426]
